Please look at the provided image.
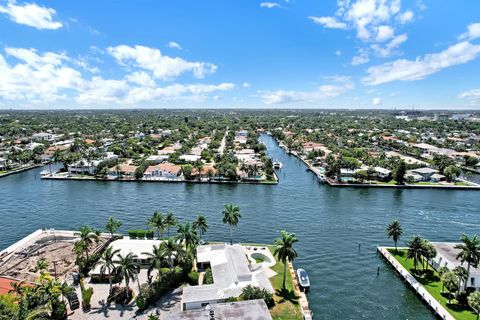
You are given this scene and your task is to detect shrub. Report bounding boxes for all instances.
[204,267,213,284]
[146,231,154,239]
[81,287,94,311]
[51,300,67,320]
[240,285,275,308]
[128,230,137,239]
[187,271,199,285]
[137,230,146,239]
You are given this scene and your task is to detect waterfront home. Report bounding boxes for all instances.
[181,244,274,310]
[374,167,392,180]
[143,162,182,180]
[68,160,100,175]
[170,299,272,320]
[0,157,7,170]
[41,153,52,163]
[405,168,445,182]
[192,164,217,179]
[430,242,480,291]
[108,164,137,178]
[302,142,324,153]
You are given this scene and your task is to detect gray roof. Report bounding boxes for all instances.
[432,242,480,275]
[169,299,272,320]
[412,167,438,174]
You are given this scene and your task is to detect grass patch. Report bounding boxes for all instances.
[266,246,302,320]
[388,249,477,320]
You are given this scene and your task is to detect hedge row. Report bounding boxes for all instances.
[128,230,154,239]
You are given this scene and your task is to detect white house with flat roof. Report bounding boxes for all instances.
[181,244,275,311]
[431,242,480,291]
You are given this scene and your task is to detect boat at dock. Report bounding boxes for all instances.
[297,268,310,290]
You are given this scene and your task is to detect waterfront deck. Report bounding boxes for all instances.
[378,247,455,320]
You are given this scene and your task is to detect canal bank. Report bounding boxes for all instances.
[1,133,479,319]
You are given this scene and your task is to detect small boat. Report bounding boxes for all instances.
[273,161,283,169]
[297,268,310,290]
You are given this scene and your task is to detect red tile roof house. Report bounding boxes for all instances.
[0,276,31,297]
[143,163,182,180]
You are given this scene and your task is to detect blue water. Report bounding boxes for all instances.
[1,134,479,319]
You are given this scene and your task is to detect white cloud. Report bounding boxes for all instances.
[335,50,342,56]
[167,41,182,50]
[108,45,217,81]
[0,47,234,106]
[363,41,480,85]
[261,79,354,104]
[242,82,251,88]
[309,16,347,29]
[260,2,280,9]
[372,97,382,105]
[0,2,62,30]
[371,33,407,57]
[459,88,480,99]
[376,25,394,42]
[396,10,414,24]
[351,52,370,65]
[459,22,480,41]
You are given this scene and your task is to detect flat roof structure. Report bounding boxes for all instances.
[170,299,272,320]
[431,242,480,276]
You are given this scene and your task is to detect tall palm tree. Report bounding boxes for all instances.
[160,238,183,274]
[9,280,25,297]
[443,271,458,303]
[453,266,468,297]
[114,253,140,301]
[193,215,208,242]
[176,222,199,255]
[98,246,120,294]
[142,244,166,282]
[273,230,299,289]
[406,235,424,273]
[105,217,122,238]
[222,203,241,245]
[76,226,100,260]
[455,234,480,291]
[148,211,166,239]
[385,220,403,251]
[421,240,437,271]
[164,212,178,238]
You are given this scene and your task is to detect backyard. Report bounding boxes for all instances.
[388,249,477,320]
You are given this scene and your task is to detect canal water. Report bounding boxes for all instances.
[1,134,479,319]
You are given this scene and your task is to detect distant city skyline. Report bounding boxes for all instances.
[0,0,479,110]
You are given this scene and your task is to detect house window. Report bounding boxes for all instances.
[471,278,475,287]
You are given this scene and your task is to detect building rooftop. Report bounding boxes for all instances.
[170,299,272,320]
[432,242,480,276]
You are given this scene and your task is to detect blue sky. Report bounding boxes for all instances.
[0,0,479,109]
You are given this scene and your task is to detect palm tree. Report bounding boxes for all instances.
[98,246,120,294]
[164,212,178,238]
[59,281,74,302]
[9,280,25,297]
[438,266,449,292]
[160,238,183,274]
[148,211,166,239]
[222,203,241,245]
[35,258,49,275]
[406,235,424,273]
[105,217,122,238]
[114,253,140,301]
[385,220,403,251]
[443,271,458,303]
[176,222,199,255]
[273,230,299,289]
[468,291,480,320]
[453,266,468,297]
[193,215,208,242]
[142,244,166,282]
[421,239,437,271]
[76,226,100,260]
[454,234,480,291]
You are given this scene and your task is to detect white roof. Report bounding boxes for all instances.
[110,239,161,260]
[179,154,201,162]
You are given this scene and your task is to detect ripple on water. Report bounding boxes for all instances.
[0,134,478,319]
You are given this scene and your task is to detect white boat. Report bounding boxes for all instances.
[297,268,310,289]
[273,161,283,169]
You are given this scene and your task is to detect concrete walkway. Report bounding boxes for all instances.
[378,247,455,320]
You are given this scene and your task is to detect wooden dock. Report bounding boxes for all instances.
[377,247,455,320]
[288,261,313,319]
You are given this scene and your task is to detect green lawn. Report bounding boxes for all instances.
[266,246,302,320]
[388,249,477,320]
